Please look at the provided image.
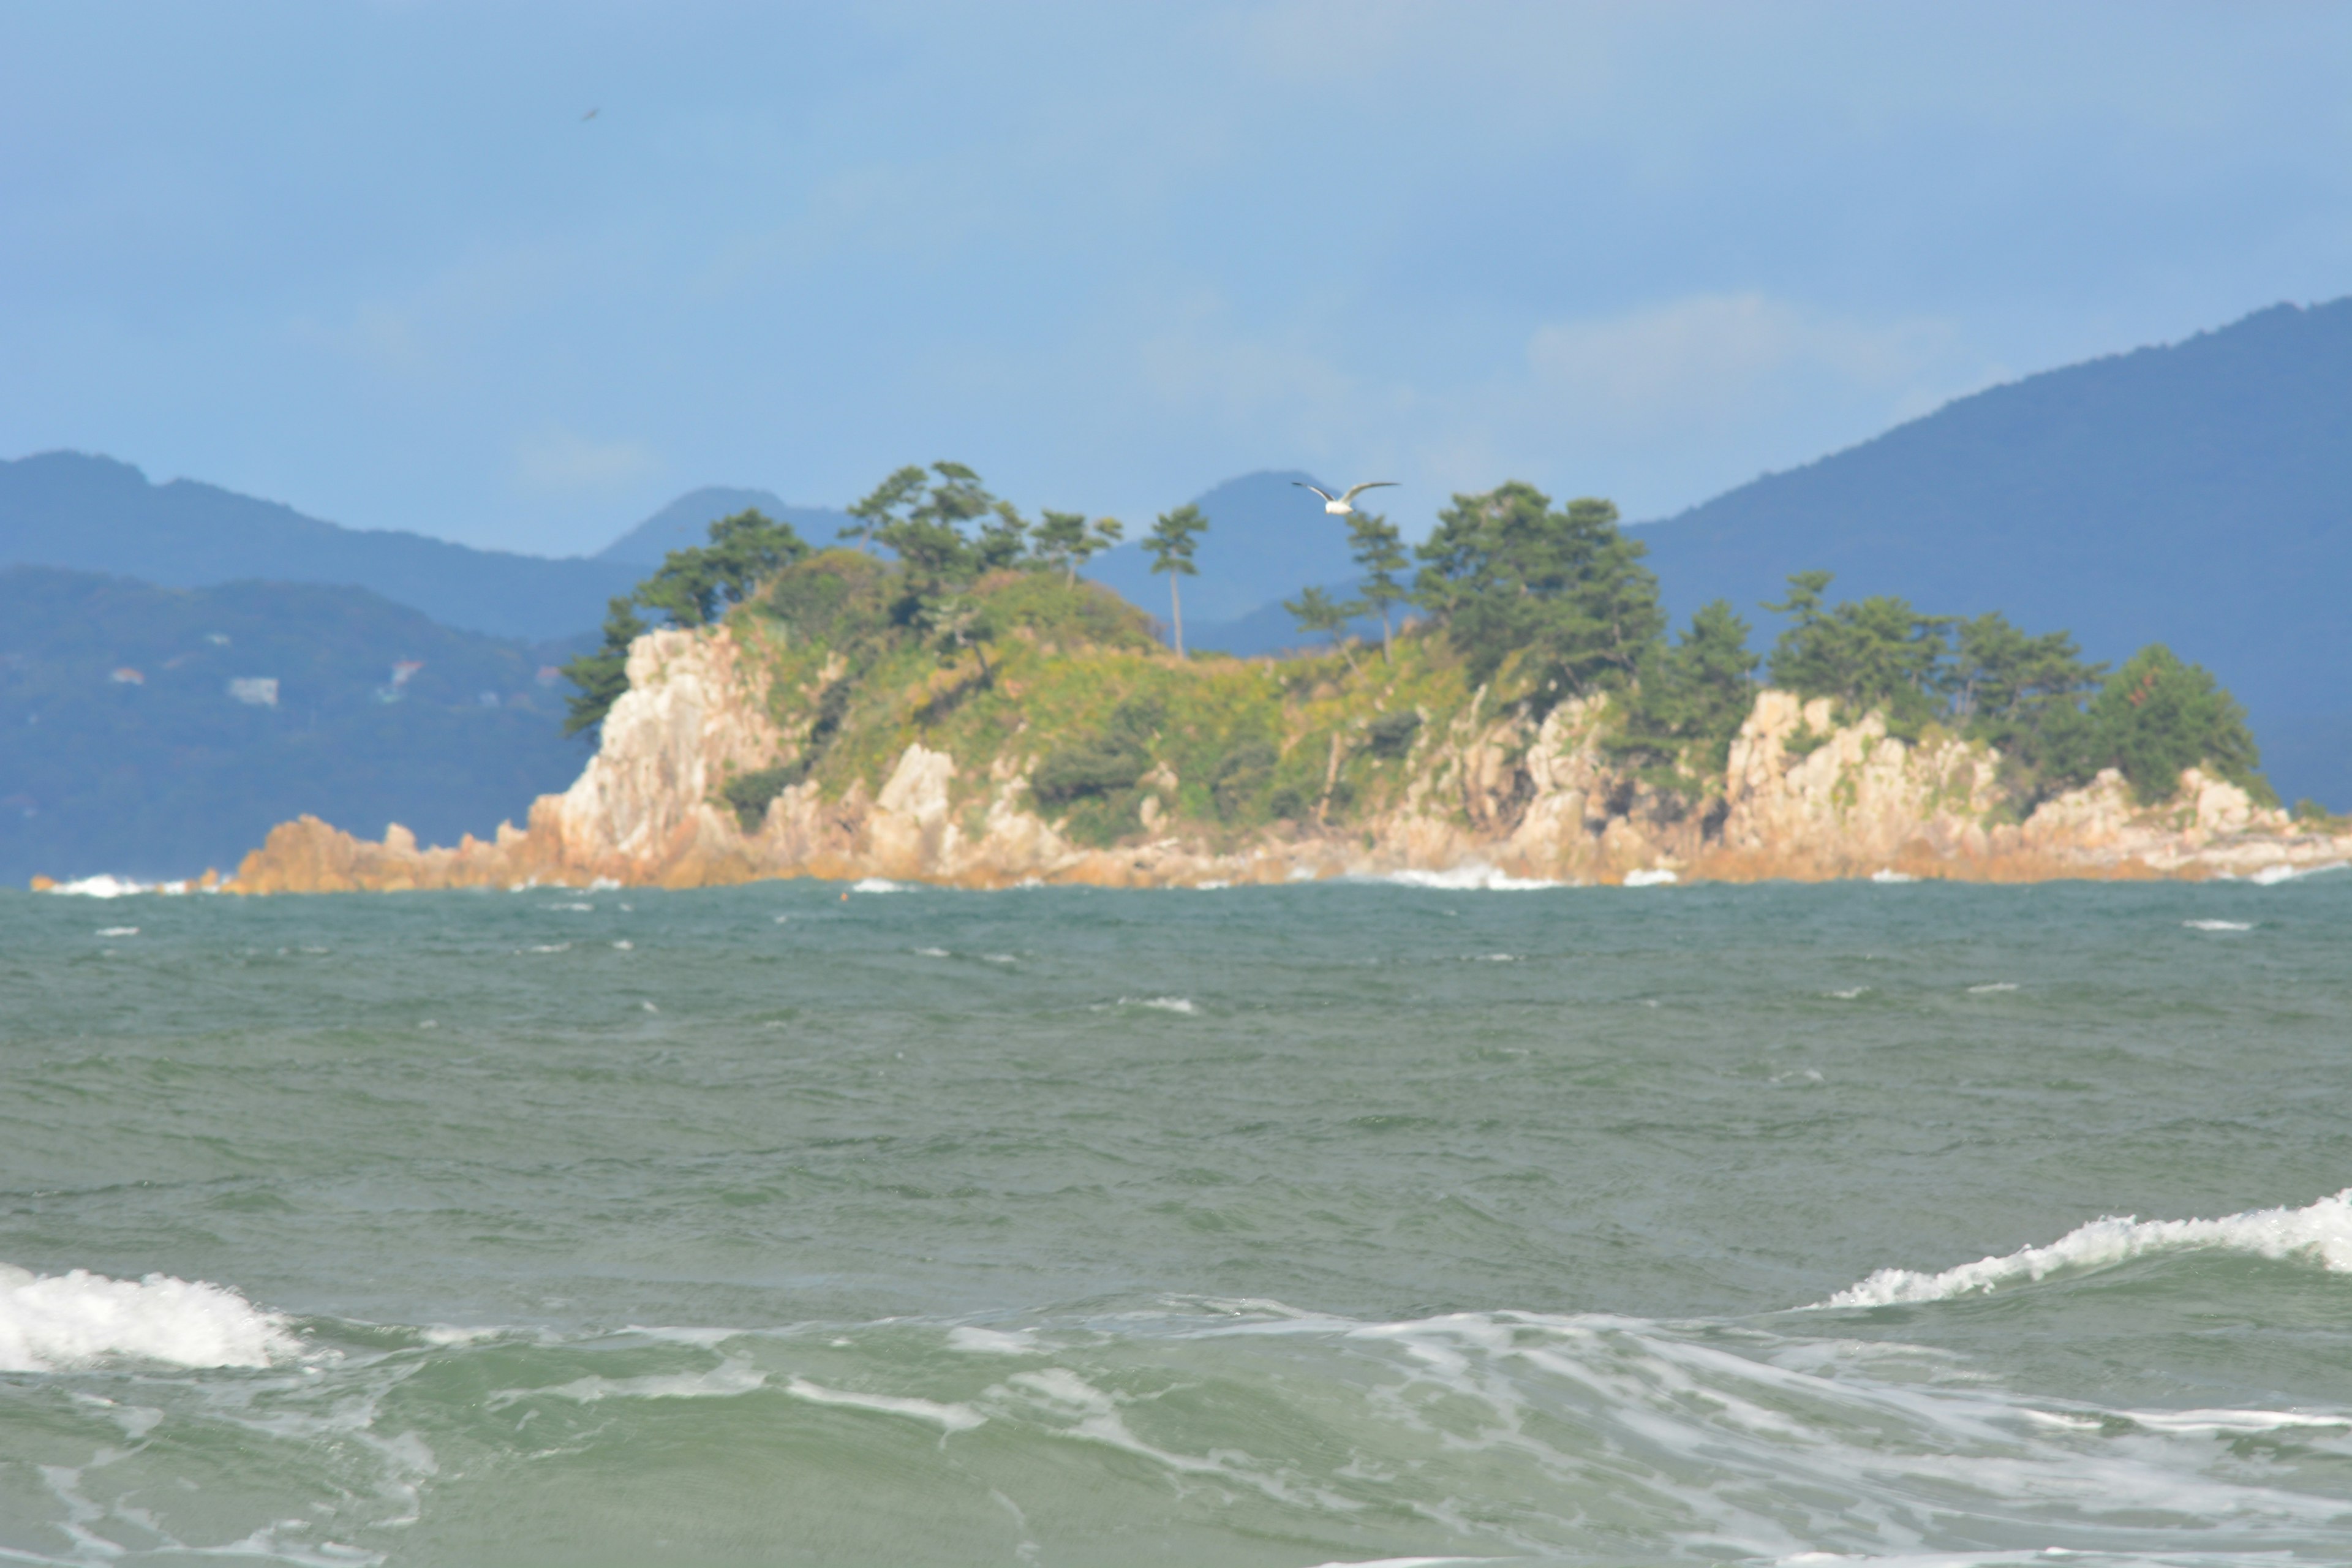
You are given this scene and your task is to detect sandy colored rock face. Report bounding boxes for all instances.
[230,624,2351,894]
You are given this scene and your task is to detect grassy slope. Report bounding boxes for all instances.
[726,552,1504,848]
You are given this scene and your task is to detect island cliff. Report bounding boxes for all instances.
[231,614,2350,894]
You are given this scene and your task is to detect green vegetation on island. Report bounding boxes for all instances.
[567,462,2274,846]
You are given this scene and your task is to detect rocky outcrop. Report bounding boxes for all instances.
[232,626,2352,893]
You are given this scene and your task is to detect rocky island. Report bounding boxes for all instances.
[230,472,2351,893]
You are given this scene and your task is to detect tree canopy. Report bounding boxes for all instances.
[1144,503,1208,657]
[1346,511,1409,662]
[1413,483,1664,700]
[560,510,806,736]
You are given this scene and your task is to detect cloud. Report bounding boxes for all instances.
[1524,292,1963,442]
[513,426,658,492]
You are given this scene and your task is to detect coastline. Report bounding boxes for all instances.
[209,625,2351,895]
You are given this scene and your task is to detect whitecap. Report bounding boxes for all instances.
[1379,864,1560,891]
[915,946,951,958]
[96,926,138,938]
[946,1325,1038,1355]
[1193,880,1231,890]
[853,878,911,893]
[587,876,622,892]
[42,874,151,898]
[611,939,633,950]
[2184,919,2253,932]
[1966,982,2018,993]
[1119,996,1196,1015]
[1622,868,1678,887]
[0,1262,297,1371]
[1825,987,1869,1000]
[521,943,571,954]
[783,1375,985,1431]
[2247,861,2349,885]
[1869,868,1917,884]
[547,902,594,913]
[1818,1188,2352,1306]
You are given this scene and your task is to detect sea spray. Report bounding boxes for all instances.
[1820,1189,2352,1306]
[0,1263,296,1371]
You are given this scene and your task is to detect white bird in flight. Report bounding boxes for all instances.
[1294,480,1396,516]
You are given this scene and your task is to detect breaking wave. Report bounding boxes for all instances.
[1373,864,1562,891]
[1820,1189,2352,1306]
[0,1262,298,1371]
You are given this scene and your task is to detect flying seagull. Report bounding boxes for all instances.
[582,107,600,121]
[1294,480,1396,516]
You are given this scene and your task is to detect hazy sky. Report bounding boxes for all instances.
[5,2,2350,556]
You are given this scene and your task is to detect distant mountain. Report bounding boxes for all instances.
[0,565,590,883]
[1630,298,2352,809]
[0,451,641,641]
[1085,470,1372,629]
[597,486,856,567]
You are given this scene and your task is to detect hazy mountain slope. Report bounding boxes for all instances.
[0,566,587,882]
[1630,298,2352,807]
[0,451,642,641]
[1085,470,1370,627]
[597,486,856,567]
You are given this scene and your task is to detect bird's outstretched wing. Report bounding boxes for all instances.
[1293,482,1336,503]
[1341,481,1397,503]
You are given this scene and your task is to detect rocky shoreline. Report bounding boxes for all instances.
[226,625,2351,894]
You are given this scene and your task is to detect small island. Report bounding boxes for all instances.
[232,466,2351,892]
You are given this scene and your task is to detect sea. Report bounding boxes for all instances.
[2,869,2349,1566]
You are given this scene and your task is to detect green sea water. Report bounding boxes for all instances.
[2,870,2349,1566]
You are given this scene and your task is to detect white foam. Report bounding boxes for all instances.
[1622,867,1678,887]
[1119,996,1197,1014]
[1966,982,2018,993]
[2184,919,2254,931]
[784,1376,985,1431]
[947,1325,1039,1355]
[96,926,138,938]
[611,939,633,950]
[494,1358,767,1407]
[1870,869,1917,884]
[587,876,623,891]
[0,1263,297,1371]
[521,943,571,954]
[1379,865,1561,891]
[43,874,150,899]
[547,901,594,912]
[1825,987,1869,1000]
[915,946,951,957]
[853,878,911,893]
[1820,1188,2352,1306]
[2246,861,2348,885]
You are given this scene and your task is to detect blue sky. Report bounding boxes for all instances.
[4,2,2350,556]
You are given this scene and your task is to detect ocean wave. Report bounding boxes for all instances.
[1870,868,1918,884]
[2244,861,2349,885]
[852,878,912,893]
[1374,865,1561,891]
[2184,919,2255,931]
[1621,867,1677,886]
[1820,1188,2352,1306]
[0,1262,298,1371]
[39,873,206,897]
[23,1300,2347,1564]
[1117,995,1196,1014]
